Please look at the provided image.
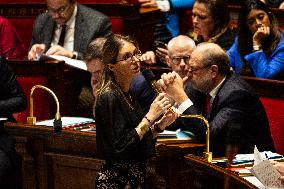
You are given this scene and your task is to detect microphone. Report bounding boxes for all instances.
[141,69,163,94]
[142,69,177,115]
[142,70,212,162]
[27,85,62,132]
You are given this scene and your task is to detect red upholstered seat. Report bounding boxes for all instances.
[260,97,284,155]
[14,76,51,123]
[111,18,124,34]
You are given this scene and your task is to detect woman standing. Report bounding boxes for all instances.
[95,34,177,188]
[228,0,284,80]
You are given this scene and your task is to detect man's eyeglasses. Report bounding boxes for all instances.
[188,64,211,73]
[46,5,70,16]
[116,50,142,63]
[171,56,190,65]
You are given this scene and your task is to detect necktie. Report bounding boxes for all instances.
[58,25,67,46]
[203,94,212,117]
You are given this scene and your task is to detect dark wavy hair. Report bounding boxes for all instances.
[99,34,138,92]
[195,0,230,38]
[238,0,280,58]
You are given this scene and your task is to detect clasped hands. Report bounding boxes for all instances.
[28,44,74,60]
[157,71,189,105]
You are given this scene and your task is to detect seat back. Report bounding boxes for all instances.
[260,97,284,155]
[14,76,51,123]
[243,76,284,155]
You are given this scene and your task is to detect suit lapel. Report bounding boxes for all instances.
[208,74,231,120]
[44,18,56,50]
[74,5,84,51]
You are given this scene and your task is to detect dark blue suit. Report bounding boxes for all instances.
[176,72,275,157]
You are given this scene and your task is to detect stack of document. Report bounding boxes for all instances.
[249,146,284,188]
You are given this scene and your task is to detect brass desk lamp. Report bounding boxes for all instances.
[27,85,62,132]
[180,114,212,163]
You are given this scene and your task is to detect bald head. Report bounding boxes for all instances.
[193,42,230,75]
[167,35,196,56]
[166,35,196,78]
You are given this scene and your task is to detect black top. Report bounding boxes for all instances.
[95,80,156,162]
[0,57,27,121]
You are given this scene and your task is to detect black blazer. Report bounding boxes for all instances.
[0,57,27,121]
[179,72,275,157]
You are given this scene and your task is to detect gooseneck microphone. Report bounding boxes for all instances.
[141,69,163,94]
[142,69,212,162]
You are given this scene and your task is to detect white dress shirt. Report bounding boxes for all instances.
[51,4,77,51]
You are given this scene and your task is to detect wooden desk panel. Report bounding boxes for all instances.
[5,122,205,189]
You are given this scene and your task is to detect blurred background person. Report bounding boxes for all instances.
[95,34,178,188]
[228,0,284,80]
[0,56,27,188]
[0,16,25,60]
[83,37,107,117]
[28,0,112,60]
[139,0,194,65]
[150,0,237,64]
[189,0,237,50]
[28,0,112,117]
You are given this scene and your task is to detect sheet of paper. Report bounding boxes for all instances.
[250,159,284,188]
[36,117,95,127]
[254,145,263,166]
[39,54,87,71]
[48,55,87,70]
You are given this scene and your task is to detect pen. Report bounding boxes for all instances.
[265,152,269,159]
[74,125,91,130]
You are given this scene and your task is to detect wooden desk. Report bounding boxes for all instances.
[183,154,257,189]
[4,122,205,189]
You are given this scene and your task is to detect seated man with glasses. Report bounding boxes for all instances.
[158,42,275,158]
[28,0,112,61]
[28,0,112,117]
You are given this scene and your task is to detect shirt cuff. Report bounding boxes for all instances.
[156,0,170,12]
[177,98,193,114]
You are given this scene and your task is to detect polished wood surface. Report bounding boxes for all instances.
[243,76,284,99]
[183,154,257,189]
[5,121,259,189]
[4,122,205,189]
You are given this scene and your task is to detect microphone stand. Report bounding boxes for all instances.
[27,85,62,132]
[180,114,212,163]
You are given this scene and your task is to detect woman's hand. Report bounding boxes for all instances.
[146,93,171,122]
[252,26,270,46]
[153,108,179,131]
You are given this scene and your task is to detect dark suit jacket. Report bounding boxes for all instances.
[0,57,26,188]
[30,4,112,59]
[176,72,275,157]
[0,57,26,121]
